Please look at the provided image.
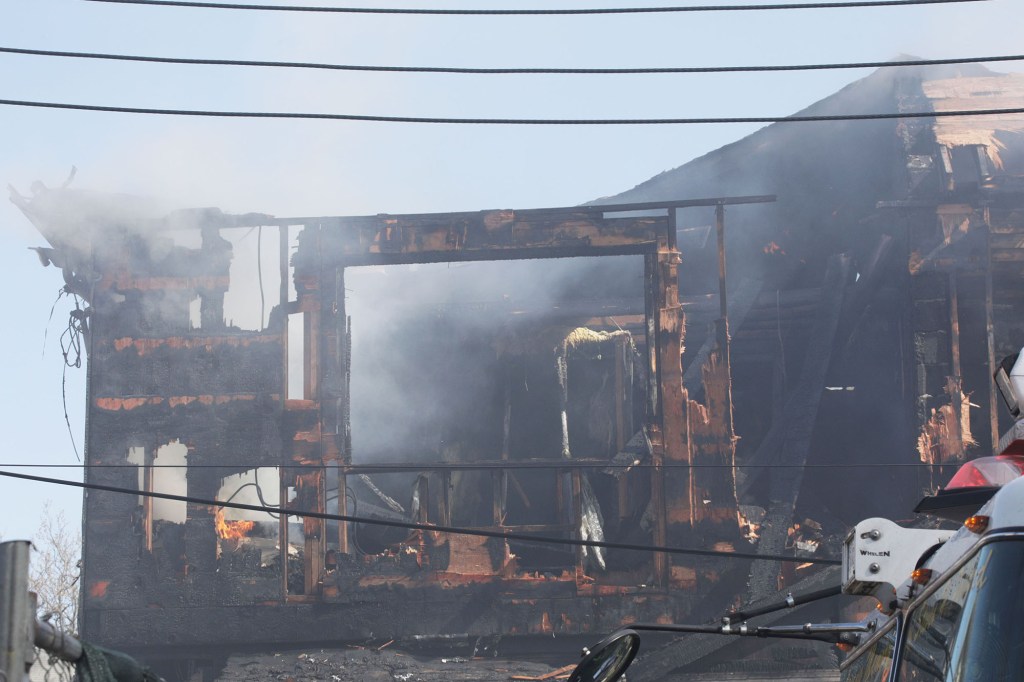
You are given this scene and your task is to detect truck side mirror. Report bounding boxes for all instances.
[995,351,1023,418]
[568,629,641,682]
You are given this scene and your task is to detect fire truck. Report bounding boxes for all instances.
[568,353,1024,682]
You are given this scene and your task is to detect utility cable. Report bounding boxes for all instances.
[59,294,87,462]
[220,472,280,517]
[0,461,945,470]
[220,477,258,503]
[3,98,1023,125]
[0,468,841,565]
[39,287,82,461]
[83,0,989,15]
[4,45,1023,75]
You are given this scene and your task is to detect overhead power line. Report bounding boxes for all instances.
[4,45,1023,75]
[0,461,941,470]
[83,0,989,15]
[2,98,1024,125]
[0,468,840,565]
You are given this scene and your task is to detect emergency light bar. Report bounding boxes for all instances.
[945,454,1024,490]
[915,444,1024,521]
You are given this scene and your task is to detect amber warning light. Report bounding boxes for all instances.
[964,515,990,534]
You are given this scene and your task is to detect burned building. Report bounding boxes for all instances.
[598,66,1024,679]
[15,190,775,675]
[15,62,1024,679]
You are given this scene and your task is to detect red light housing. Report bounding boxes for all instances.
[944,455,1024,491]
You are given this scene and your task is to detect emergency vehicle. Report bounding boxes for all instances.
[568,353,1024,682]
[839,447,1024,680]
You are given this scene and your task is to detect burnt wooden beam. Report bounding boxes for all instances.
[281,195,776,230]
[296,198,774,268]
[683,278,762,400]
[650,241,686,588]
[984,219,999,449]
[315,211,665,267]
[836,233,895,358]
[743,255,850,601]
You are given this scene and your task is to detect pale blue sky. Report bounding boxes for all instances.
[2,0,1023,540]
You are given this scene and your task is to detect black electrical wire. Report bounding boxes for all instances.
[58,294,87,462]
[60,364,80,462]
[3,97,1024,125]
[177,466,280,516]
[42,277,80,460]
[5,45,1023,75]
[252,471,277,513]
[221,481,258,505]
[0,468,841,565]
[0,461,943,469]
[221,473,281,517]
[41,287,67,360]
[83,0,989,15]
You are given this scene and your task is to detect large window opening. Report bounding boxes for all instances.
[214,468,281,571]
[128,440,189,570]
[221,225,282,332]
[344,256,649,573]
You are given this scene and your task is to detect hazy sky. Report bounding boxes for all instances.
[2,0,1023,540]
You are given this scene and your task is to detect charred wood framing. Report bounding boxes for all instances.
[744,255,850,601]
[16,189,772,665]
[18,70,1024,679]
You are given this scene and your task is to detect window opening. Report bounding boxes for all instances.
[214,468,280,571]
[188,295,202,330]
[127,441,188,570]
[287,315,306,400]
[221,225,282,331]
[345,257,646,574]
[284,225,304,400]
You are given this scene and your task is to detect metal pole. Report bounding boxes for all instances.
[1,540,33,682]
[33,619,82,664]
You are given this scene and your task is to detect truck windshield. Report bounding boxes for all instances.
[842,619,897,682]
[898,539,1024,682]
